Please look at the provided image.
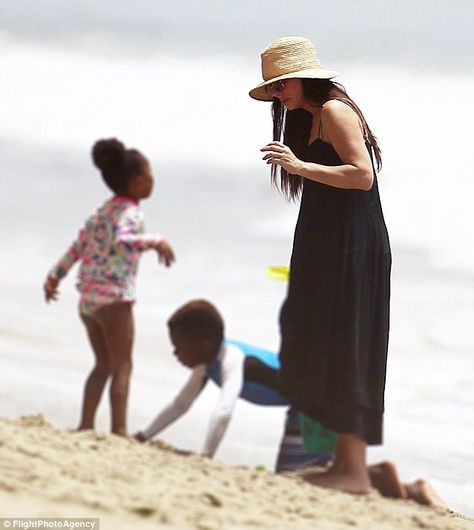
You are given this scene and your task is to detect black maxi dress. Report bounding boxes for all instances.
[278,138,391,445]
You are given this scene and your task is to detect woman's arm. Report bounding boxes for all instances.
[261,100,374,191]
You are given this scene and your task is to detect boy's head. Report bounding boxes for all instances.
[167,300,224,368]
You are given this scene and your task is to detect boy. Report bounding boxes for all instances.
[135,299,334,468]
[135,299,449,509]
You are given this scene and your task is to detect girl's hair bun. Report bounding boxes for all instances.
[92,138,126,171]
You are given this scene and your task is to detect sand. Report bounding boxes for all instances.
[0,415,472,530]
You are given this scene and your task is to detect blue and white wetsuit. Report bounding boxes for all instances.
[140,340,335,466]
[206,340,288,406]
[140,340,287,456]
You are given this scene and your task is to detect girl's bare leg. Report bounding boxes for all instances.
[78,313,111,430]
[95,302,134,437]
[303,433,371,494]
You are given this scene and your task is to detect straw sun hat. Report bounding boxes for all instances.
[249,36,339,101]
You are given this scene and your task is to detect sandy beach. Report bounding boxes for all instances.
[1,415,472,530]
[1,1,474,524]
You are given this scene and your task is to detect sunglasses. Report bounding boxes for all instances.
[265,79,286,96]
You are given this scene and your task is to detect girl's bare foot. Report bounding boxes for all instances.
[368,461,408,499]
[302,468,371,494]
[112,429,129,437]
[405,479,450,510]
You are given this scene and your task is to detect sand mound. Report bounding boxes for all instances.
[0,415,472,530]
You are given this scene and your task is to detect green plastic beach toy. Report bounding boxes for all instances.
[299,412,338,453]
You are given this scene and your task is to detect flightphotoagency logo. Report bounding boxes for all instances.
[1,520,99,529]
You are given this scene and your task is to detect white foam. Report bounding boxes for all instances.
[2,38,474,277]
[0,34,268,168]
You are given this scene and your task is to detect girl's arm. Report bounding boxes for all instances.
[261,100,374,191]
[202,344,245,457]
[137,366,208,441]
[115,208,175,266]
[43,229,86,302]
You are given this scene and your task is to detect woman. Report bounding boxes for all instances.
[249,36,391,494]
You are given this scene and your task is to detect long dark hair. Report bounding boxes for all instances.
[271,79,382,201]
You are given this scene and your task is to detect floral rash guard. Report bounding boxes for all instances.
[47,196,163,315]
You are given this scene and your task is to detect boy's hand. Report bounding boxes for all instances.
[43,277,59,302]
[133,431,147,443]
[156,240,175,267]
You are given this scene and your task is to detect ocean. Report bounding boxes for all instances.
[1,0,473,516]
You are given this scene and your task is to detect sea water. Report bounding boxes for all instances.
[1,1,473,516]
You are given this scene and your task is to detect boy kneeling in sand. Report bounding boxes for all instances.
[135,299,448,509]
[135,299,334,469]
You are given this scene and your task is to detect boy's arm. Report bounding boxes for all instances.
[44,229,86,302]
[202,345,245,457]
[137,366,207,441]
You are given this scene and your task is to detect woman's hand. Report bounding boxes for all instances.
[156,240,176,267]
[260,141,304,174]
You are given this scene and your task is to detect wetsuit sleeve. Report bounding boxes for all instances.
[46,228,86,283]
[115,206,163,253]
[202,345,245,457]
[140,366,207,440]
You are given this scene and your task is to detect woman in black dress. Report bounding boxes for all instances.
[250,36,391,494]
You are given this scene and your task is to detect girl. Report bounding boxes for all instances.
[249,37,392,494]
[43,138,175,436]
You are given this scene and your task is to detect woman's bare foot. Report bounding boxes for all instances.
[405,479,450,510]
[302,468,371,494]
[368,461,408,499]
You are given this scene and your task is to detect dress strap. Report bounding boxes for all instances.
[316,114,324,141]
[365,137,377,177]
[326,97,375,170]
[323,97,368,139]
